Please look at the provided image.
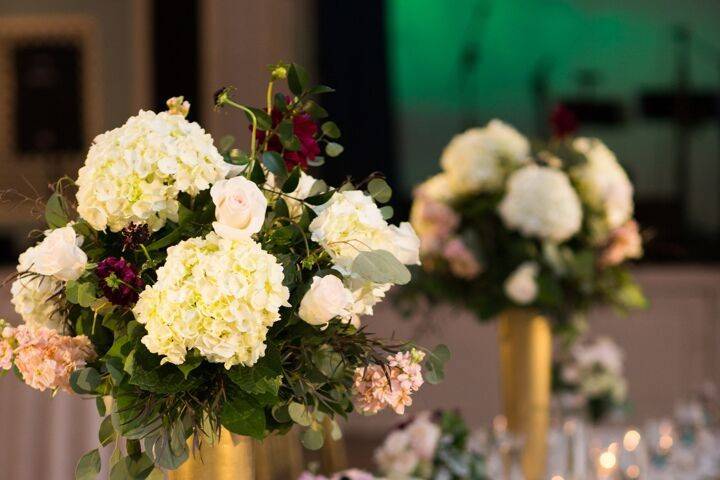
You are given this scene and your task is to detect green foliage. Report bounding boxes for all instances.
[75,449,101,480]
[352,250,411,285]
[46,192,70,228]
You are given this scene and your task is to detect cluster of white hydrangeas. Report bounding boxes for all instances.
[309,191,420,274]
[309,191,420,323]
[10,275,64,331]
[76,109,229,232]
[440,120,530,196]
[562,336,627,403]
[572,137,634,231]
[133,233,290,368]
[498,165,582,242]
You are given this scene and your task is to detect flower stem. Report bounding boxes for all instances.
[223,99,257,161]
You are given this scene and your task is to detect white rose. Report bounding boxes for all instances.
[19,226,87,281]
[387,222,421,266]
[211,176,267,240]
[498,165,582,242]
[299,275,354,326]
[504,261,539,305]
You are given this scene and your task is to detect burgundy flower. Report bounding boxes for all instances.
[550,104,578,139]
[96,257,144,306]
[120,223,150,252]
[255,98,320,170]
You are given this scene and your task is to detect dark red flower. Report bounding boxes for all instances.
[120,223,150,252]
[255,98,320,170]
[550,104,578,139]
[96,257,144,306]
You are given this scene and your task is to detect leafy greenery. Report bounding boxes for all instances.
[9,61,452,476]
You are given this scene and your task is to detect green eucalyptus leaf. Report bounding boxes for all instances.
[70,367,102,394]
[46,193,69,228]
[351,250,411,285]
[367,178,392,203]
[220,391,266,439]
[380,205,394,220]
[288,63,308,95]
[301,428,324,450]
[303,100,328,119]
[262,151,287,178]
[278,119,294,143]
[307,85,335,95]
[288,402,312,427]
[250,160,266,185]
[321,121,341,139]
[218,135,235,153]
[305,190,335,206]
[96,396,107,417]
[307,156,325,167]
[274,198,289,219]
[99,415,116,446]
[109,453,154,480]
[325,142,344,157]
[244,107,272,131]
[282,167,301,193]
[75,449,101,480]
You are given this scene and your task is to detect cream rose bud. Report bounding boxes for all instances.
[211,176,267,240]
[299,275,354,326]
[504,261,539,305]
[388,222,421,265]
[19,225,87,281]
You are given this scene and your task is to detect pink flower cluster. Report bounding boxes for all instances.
[600,220,642,267]
[0,326,13,371]
[353,349,425,415]
[412,187,481,280]
[5,325,95,392]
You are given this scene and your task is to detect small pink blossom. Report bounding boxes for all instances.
[0,338,13,370]
[11,325,96,392]
[410,195,459,256]
[600,220,642,267]
[442,237,482,280]
[353,349,425,415]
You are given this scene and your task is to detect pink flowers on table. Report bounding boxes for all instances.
[4,324,95,392]
[0,327,13,371]
[600,220,642,267]
[353,349,425,415]
[442,237,482,280]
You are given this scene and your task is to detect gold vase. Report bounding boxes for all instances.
[168,429,255,480]
[498,309,552,480]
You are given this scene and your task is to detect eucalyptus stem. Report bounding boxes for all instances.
[266,80,274,114]
[223,99,258,161]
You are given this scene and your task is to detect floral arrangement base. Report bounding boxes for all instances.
[168,429,254,480]
[498,309,552,480]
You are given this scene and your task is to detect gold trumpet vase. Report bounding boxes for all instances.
[168,429,255,480]
[498,309,552,480]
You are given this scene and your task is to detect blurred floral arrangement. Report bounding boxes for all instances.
[300,410,487,480]
[401,117,646,324]
[553,336,628,423]
[0,63,448,478]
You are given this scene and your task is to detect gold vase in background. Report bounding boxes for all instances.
[498,309,552,480]
[168,429,255,480]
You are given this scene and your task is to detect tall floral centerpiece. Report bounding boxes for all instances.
[404,119,645,479]
[0,63,448,480]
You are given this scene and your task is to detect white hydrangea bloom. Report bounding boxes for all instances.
[414,173,455,203]
[344,277,392,320]
[498,165,582,242]
[504,261,539,305]
[572,138,634,230]
[10,275,64,330]
[133,233,289,368]
[267,171,318,217]
[309,190,420,275]
[76,110,229,232]
[440,120,530,195]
